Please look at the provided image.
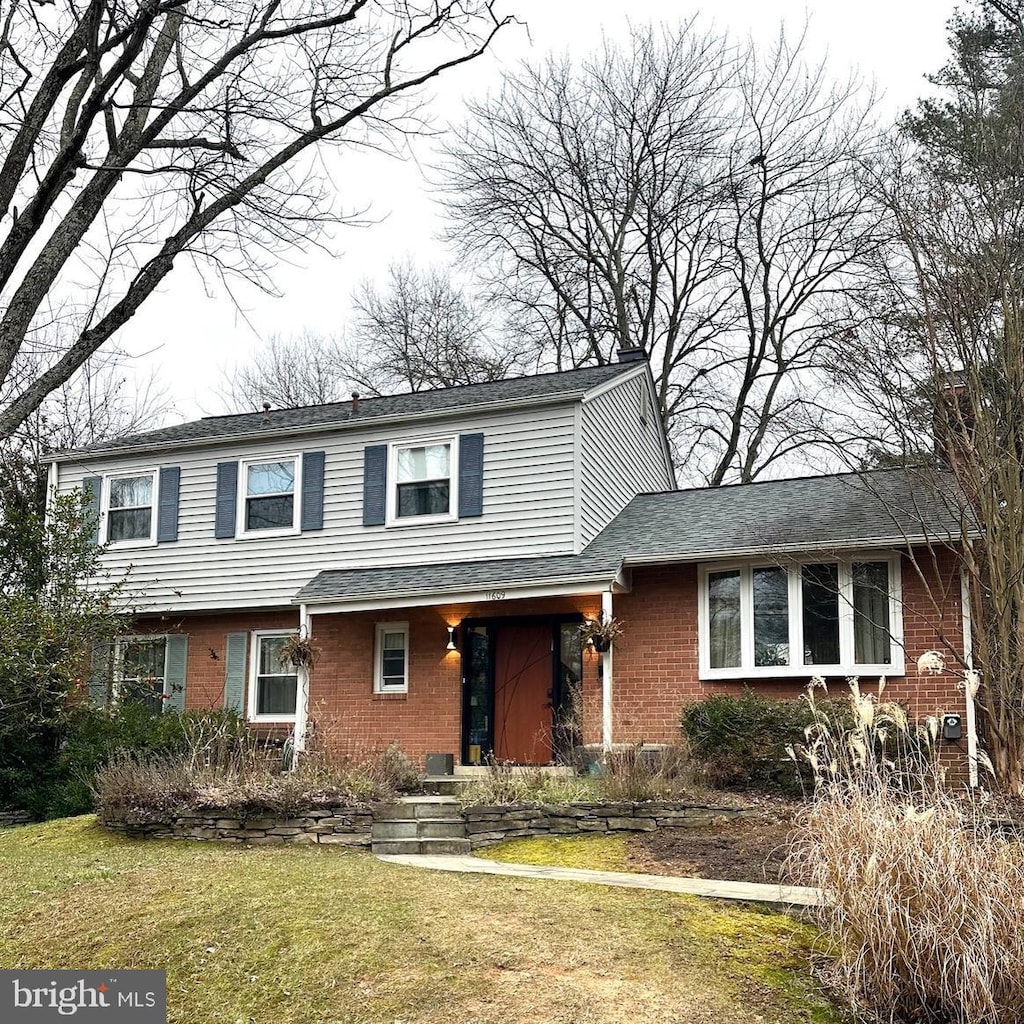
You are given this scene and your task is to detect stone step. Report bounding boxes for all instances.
[371,837,472,856]
[371,818,467,841]
[374,798,462,821]
[422,777,477,796]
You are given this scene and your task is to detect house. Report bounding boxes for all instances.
[51,355,973,768]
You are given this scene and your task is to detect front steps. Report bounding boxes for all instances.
[370,795,470,855]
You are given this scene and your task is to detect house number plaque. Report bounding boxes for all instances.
[485,590,507,601]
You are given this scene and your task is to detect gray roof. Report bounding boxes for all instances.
[297,468,968,605]
[56,362,637,459]
[585,468,971,564]
[295,551,622,605]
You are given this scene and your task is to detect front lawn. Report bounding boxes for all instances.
[0,818,842,1023]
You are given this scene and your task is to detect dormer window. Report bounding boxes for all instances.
[387,438,458,525]
[104,471,157,545]
[239,456,300,537]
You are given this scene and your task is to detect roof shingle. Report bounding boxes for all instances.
[584,468,970,563]
[57,362,637,459]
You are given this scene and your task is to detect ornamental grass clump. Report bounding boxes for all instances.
[787,677,1024,1024]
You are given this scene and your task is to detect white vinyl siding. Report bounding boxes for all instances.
[57,404,579,612]
[578,373,674,548]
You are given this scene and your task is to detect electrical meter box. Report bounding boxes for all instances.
[942,714,963,741]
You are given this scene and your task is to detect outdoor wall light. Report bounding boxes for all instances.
[446,625,458,652]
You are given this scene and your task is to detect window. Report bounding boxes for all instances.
[698,557,903,679]
[387,439,457,525]
[248,632,299,721]
[239,456,300,536]
[116,637,167,711]
[374,622,409,693]
[105,472,157,544]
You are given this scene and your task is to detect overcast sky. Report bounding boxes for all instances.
[119,0,959,422]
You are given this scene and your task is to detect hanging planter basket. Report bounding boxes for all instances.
[578,614,624,653]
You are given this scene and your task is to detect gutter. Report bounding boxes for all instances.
[614,533,977,567]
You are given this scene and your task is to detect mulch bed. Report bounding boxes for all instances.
[624,795,806,885]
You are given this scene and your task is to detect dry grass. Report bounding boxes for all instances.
[95,741,419,824]
[0,817,843,1024]
[788,678,1024,1024]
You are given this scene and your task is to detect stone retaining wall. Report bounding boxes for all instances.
[103,806,373,846]
[0,810,32,829]
[462,802,754,848]
[102,801,753,847]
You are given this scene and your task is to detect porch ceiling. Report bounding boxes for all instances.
[295,551,624,611]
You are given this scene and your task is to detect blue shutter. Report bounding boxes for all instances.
[458,433,485,518]
[362,445,387,526]
[89,642,111,706]
[82,476,102,546]
[301,451,325,531]
[164,635,188,713]
[157,467,180,543]
[223,632,248,714]
[215,461,238,539]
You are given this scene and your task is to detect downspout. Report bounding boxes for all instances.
[601,589,614,753]
[960,563,979,789]
[294,603,311,760]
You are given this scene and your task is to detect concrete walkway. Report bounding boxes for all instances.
[376,853,824,907]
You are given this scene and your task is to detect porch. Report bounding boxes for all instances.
[293,553,629,766]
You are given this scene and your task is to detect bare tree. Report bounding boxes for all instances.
[220,330,349,411]
[221,258,523,410]
[441,23,881,483]
[826,1,1024,791]
[0,1,508,438]
[341,258,526,394]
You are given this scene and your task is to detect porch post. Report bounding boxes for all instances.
[294,603,311,757]
[601,589,613,753]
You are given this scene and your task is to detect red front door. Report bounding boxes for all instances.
[493,624,553,764]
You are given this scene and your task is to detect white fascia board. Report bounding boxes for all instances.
[578,364,646,403]
[52,392,586,464]
[302,573,630,616]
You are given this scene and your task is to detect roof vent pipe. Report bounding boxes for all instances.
[351,392,360,414]
[617,346,646,363]
[261,401,271,415]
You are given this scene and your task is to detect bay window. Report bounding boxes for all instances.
[699,556,902,678]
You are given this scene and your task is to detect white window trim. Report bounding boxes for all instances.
[247,629,300,723]
[697,554,905,681]
[385,436,459,528]
[237,454,302,540]
[101,469,159,548]
[374,621,409,694]
[114,635,169,703]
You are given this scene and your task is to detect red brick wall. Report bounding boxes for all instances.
[306,595,599,762]
[129,547,968,765]
[133,596,599,765]
[611,546,968,746]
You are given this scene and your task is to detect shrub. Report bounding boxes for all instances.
[94,740,422,824]
[680,688,850,794]
[2,702,188,819]
[787,678,1023,1024]
[598,744,695,802]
